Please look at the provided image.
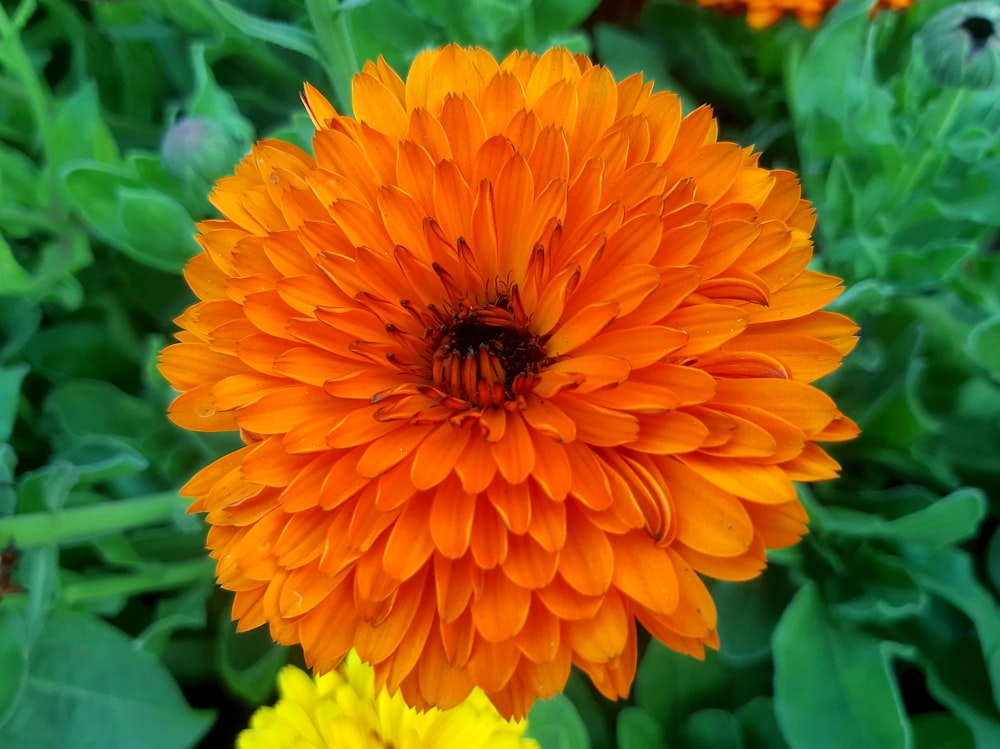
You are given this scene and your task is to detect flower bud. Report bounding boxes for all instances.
[918,0,1000,89]
[160,116,248,182]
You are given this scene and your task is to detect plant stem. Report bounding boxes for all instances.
[304,0,358,115]
[0,0,54,155]
[893,87,970,206]
[0,492,191,547]
[59,558,214,605]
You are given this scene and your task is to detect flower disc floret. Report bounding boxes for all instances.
[159,45,859,719]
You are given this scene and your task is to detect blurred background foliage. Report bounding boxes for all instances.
[1,0,999,747]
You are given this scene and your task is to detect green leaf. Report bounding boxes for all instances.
[16,462,78,514]
[25,322,134,385]
[911,713,974,749]
[215,614,289,705]
[562,670,613,749]
[526,693,591,749]
[63,163,198,272]
[0,364,29,443]
[0,445,15,515]
[532,0,602,42]
[636,641,732,729]
[829,547,927,623]
[792,0,893,154]
[617,706,666,749]
[537,30,591,55]
[0,235,31,296]
[0,606,29,727]
[886,242,976,293]
[137,583,212,656]
[846,324,938,451]
[592,23,688,104]
[714,569,794,664]
[47,82,119,168]
[988,527,1000,597]
[904,546,1000,710]
[54,436,149,484]
[0,608,213,748]
[210,0,320,59]
[935,158,1000,225]
[814,487,987,547]
[0,296,41,363]
[116,186,199,271]
[335,0,440,77]
[10,545,60,645]
[966,315,1000,382]
[735,697,789,749]
[773,584,911,749]
[62,164,138,241]
[186,43,254,142]
[676,709,745,749]
[920,641,1000,749]
[0,143,41,215]
[44,380,157,448]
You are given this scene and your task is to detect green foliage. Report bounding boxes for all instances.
[0,606,214,749]
[774,584,912,749]
[527,693,593,749]
[1,0,998,747]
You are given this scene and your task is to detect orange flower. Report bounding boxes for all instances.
[694,0,913,27]
[159,45,858,720]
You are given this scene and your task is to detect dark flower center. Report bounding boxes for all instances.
[428,287,552,408]
[961,16,995,53]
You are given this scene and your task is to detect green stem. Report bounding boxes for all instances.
[59,558,214,605]
[0,0,54,154]
[893,87,970,205]
[0,492,191,547]
[305,0,358,115]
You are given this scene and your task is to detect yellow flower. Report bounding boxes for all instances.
[238,655,537,749]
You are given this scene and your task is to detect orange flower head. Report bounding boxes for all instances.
[159,45,859,720]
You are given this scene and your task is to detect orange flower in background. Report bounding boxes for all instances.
[159,45,858,719]
[694,0,913,28]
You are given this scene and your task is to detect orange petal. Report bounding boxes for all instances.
[527,492,567,553]
[631,410,709,454]
[490,411,536,484]
[537,575,603,620]
[469,503,509,569]
[547,301,619,355]
[357,424,435,478]
[433,552,478,624]
[355,568,429,663]
[429,479,477,559]
[566,591,630,663]
[453,433,499,494]
[555,396,639,447]
[168,383,239,432]
[679,453,797,505]
[466,637,521,694]
[528,430,573,502]
[502,533,558,590]
[471,567,531,642]
[487,479,532,535]
[513,596,562,663]
[608,531,680,616]
[382,495,434,580]
[659,457,755,556]
[556,510,614,596]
